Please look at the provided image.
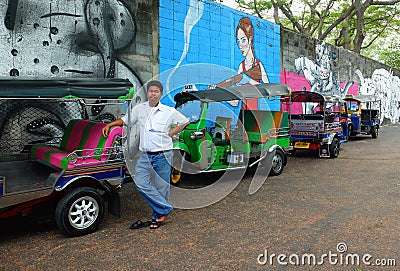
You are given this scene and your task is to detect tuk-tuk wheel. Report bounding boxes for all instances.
[171,150,189,185]
[371,126,378,139]
[269,149,285,176]
[348,124,354,136]
[329,138,340,158]
[55,187,105,237]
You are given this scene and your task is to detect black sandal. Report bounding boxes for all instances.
[129,220,151,229]
[150,221,161,229]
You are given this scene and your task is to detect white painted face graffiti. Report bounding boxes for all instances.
[315,43,331,74]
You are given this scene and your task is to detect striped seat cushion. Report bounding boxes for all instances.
[31,119,122,169]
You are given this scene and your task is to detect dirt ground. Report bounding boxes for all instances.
[1,125,399,271]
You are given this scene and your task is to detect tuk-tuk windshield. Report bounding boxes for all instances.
[176,100,202,123]
[303,102,319,114]
[347,100,360,113]
[325,102,340,113]
[176,99,241,129]
[301,101,341,115]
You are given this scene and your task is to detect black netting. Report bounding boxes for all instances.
[0,99,126,158]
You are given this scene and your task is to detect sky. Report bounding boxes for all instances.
[217,0,276,20]
[219,0,238,9]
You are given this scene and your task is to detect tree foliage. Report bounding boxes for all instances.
[225,0,400,69]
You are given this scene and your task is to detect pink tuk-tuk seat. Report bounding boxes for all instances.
[31,119,122,169]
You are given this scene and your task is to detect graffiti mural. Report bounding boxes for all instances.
[159,0,281,112]
[356,69,400,123]
[212,17,271,108]
[0,0,145,151]
[295,42,353,97]
[1,0,140,85]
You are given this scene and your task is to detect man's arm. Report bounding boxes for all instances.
[168,122,190,137]
[102,118,125,137]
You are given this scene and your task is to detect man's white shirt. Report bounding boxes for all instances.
[122,101,189,152]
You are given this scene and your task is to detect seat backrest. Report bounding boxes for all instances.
[60,119,92,152]
[79,122,123,161]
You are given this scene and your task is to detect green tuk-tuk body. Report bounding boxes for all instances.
[171,83,291,184]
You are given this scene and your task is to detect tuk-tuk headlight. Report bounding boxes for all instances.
[172,133,180,141]
[190,131,204,140]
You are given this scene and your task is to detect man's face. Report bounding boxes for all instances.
[147,86,162,105]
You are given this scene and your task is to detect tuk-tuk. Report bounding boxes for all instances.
[0,78,132,237]
[343,94,381,138]
[170,83,291,184]
[288,91,346,158]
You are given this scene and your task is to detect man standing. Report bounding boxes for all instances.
[102,80,189,229]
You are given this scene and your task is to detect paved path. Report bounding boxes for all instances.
[1,125,399,271]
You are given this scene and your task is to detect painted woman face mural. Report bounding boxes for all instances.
[216,17,269,88]
[236,18,253,57]
[236,23,254,57]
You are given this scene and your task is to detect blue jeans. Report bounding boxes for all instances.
[134,150,173,221]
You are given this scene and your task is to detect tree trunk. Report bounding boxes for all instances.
[353,0,372,54]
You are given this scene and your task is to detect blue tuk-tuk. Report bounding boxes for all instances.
[343,94,381,139]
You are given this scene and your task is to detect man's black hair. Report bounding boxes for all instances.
[146,80,163,92]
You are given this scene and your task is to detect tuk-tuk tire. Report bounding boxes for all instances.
[55,187,105,237]
[170,149,197,186]
[348,124,354,136]
[170,168,182,186]
[371,126,378,139]
[329,138,340,158]
[269,148,285,176]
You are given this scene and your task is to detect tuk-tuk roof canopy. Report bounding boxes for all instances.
[0,78,133,98]
[174,83,291,107]
[344,94,379,103]
[290,91,342,103]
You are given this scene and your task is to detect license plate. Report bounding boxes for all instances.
[294,142,310,149]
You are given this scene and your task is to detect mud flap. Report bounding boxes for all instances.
[107,190,121,218]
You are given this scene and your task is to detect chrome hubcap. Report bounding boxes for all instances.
[68,196,99,229]
[272,154,283,172]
